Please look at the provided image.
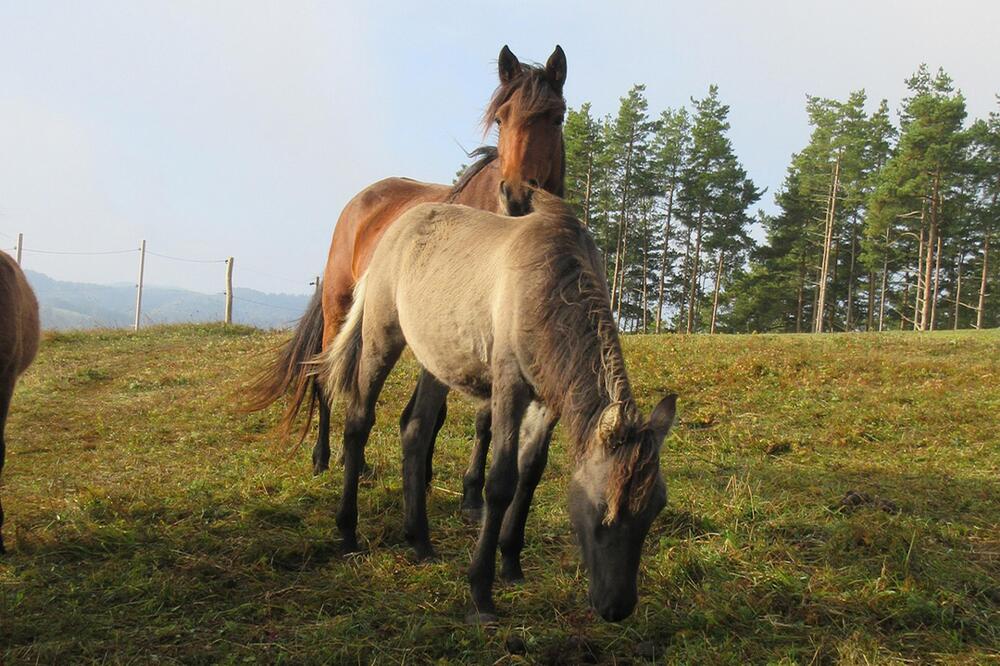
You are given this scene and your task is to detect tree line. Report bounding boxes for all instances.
[559,65,998,333]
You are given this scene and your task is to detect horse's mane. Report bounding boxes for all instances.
[482,63,566,132]
[519,193,658,521]
[447,146,498,202]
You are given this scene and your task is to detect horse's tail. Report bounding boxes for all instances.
[313,272,367,402]
[242,285,326,441]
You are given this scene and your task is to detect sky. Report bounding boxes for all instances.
[2,1,998,295]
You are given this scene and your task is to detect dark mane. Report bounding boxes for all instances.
[520,193,636,451]
[520,192,659,521]
[447,146,498,202]
[482,63,566,132]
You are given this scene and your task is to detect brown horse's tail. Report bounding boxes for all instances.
[313,272,367,402]
[242,286,326,442]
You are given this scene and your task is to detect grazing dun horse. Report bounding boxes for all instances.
[0,251,40,554]
[244,45,568,516]
[317,192,676,623]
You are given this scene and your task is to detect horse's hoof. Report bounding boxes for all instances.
[465,610,499,626]
[312,461,328,476]
[340,539,362,555]
[411,543,438,562]
[461,506,484,523]
[500,563,525,584]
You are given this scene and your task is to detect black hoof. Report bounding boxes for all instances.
[341,538,362,555]
[500,562,525,584]
[312,460,329,476]
[465,609,499,625]
[461,508,483,524]
[410,541,438,562]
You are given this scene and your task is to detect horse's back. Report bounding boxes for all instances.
[320,177,452,347]
[368,203,526,397]
[0,251,39,378]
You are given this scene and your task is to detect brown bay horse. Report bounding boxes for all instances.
[316,192,675,622]
[0,250,40,554]
[245,45,567,512]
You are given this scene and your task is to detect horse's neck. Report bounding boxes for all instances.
[451,161,503,213]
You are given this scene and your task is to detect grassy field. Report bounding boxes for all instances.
[1,325,998,664]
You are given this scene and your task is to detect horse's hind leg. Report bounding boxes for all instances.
[0,375,14,555]
[499,402,556,583]
[400,381,448,492]
[336,342,402,554]
[311,381,331,475]
[399,369,448,561]
[461,405,491,519]
[425,399,446,491]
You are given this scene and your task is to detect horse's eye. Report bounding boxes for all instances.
[555,117,564,126]
[495,117,501,127]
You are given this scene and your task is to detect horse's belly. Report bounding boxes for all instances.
[401,308,493,400]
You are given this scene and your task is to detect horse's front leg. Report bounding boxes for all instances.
[499,402,556,583]
[466,372,530,624]
[399,369,448,561]
[461,405,491,520]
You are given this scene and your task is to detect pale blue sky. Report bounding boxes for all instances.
[2,1,998,294]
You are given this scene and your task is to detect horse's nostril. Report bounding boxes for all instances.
[527,179,539,188]
[499,181,510,199]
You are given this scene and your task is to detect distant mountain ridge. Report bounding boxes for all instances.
[24,270,311,330]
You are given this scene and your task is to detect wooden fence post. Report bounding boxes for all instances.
[134,239,146,331]
[225,257,234,325]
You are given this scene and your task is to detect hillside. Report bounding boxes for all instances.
[1,326,998,663]
[25,270,311,330]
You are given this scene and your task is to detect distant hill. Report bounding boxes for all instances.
[24,270,311,330]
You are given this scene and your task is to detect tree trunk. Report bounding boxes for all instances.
[641,210,649,333]
[615,224,629,323]
[710,250,725,334]
[977,234,990,329]
[677,226,692,331]
[878,225,890,332]
[655,181,676,333]
[686,211,704,334]
[796,259,806,333]
[920,173,941,331]
[846,219,858,330]
[914,222,925,331]
[815,153,841,333]
[900,272,910,331]
[583,152,594,227]
[866,270,875,331]
[930,234,942,330]
[610,135,636,318]
[953,252,963,330]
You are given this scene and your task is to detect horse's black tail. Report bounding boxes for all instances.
[242,287,325,442]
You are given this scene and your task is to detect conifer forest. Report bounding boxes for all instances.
[557,66,998,333]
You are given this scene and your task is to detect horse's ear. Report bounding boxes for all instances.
[498,45,521,84]
[545,45,567,94]
[597,401,628,448]
[648,394,677,442]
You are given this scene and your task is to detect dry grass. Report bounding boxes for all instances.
[1,325,998,664]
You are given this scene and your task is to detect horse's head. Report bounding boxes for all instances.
[486,45,567,216]
[568,395,676,622]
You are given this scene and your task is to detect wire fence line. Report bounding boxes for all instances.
[3,231,318,330]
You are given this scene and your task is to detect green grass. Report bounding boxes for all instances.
[1,324,998,664]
